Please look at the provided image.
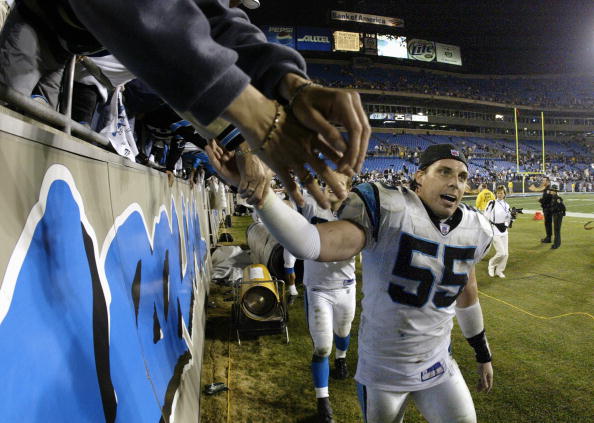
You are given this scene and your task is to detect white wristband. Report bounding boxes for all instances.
[455,301,485,338]
[257,191,321,260]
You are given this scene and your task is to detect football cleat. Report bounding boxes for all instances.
[333,358,349,380]
[317,397,335,423]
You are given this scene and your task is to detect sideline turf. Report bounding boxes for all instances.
[201,211,594,423]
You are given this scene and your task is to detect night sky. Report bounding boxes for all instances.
[248,0,594,75]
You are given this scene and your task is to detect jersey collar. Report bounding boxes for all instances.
[419,199,463,235]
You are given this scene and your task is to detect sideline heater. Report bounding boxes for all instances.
[232,264,289,344]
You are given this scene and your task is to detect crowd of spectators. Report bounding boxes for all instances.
[308,63,594,110]
[359,135,594,192]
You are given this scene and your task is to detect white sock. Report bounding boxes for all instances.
[289,285,298,296]
[335,349,346,359]
[315,387,329,398]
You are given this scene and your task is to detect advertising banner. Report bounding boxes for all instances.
[261,25,295,49]
[377,34,407,58]
[333,31,361,52]
[296,27,332,51]
[436,42,462,66]
[407,39,436,62]
[331,10,404,28]
[361,33,378,55]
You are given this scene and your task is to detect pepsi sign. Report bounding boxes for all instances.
[262,25,295,49]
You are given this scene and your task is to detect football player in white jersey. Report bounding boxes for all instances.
[253,144,494,423]
[299,175,357,423]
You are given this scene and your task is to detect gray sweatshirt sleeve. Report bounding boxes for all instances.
[67,0,253,125]
[204,4,308,99]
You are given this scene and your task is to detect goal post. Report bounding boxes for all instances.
[514,108,547,194]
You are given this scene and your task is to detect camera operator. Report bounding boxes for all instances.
[548,185,566,249]
[538,177,553,243]
[485,186,512,278]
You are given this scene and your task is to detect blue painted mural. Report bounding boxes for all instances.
[0,165,208,422]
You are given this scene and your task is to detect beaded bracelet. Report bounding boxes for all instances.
[236,101,282,155]
[288,81,314,110]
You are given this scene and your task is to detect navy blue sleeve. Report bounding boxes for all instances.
[203,3,307,100]
[68,0,251,125]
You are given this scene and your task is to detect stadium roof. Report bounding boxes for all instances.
[249,0,594,75]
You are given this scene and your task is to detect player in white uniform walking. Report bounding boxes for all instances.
[299,177,356,423]
[254,144,494,423]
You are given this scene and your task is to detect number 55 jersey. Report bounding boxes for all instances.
[339,182,493,391]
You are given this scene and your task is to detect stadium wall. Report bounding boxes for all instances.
[0,107,216,422]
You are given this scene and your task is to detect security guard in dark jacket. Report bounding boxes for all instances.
[539,177,553,243]
[548,184,566,249]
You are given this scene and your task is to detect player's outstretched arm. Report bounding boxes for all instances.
[316,220,366,262]
[456,267,494,393]
[256,188,365,262]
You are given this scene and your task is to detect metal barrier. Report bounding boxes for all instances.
[0,78,109,147]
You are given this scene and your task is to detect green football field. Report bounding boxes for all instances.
[200,200,594,423]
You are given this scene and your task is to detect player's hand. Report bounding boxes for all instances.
[290,82,370,175]
[204,139,240,186]
[236,150,273,207]
[255,109,353,208]
[476,362,493,393]
[221,84,355,209]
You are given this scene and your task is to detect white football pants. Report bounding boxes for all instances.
[488,232,509,274]
[305,286,356,357]
[358,360,476,423]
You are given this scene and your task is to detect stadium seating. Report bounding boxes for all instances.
[308,63,594,109]
[359,132,592,181]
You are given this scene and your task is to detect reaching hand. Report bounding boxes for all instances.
[290,83,370,175]
[220,84,363,208]
[476,362,493,393]
[254,107,352,208]
[204,139,239,186]
[235,149,273,206]
[205,139,273,206]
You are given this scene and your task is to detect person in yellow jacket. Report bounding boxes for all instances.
[476,183,495,211]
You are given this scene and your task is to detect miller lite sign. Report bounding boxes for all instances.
[407,39,436,62]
